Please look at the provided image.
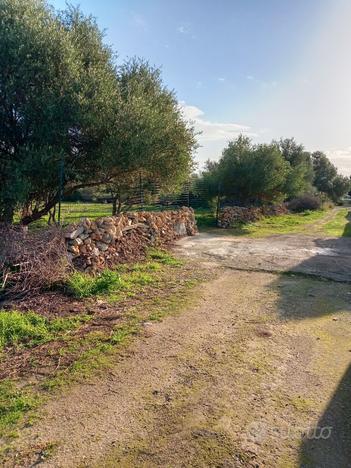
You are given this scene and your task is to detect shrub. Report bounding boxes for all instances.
[288,195,322,212]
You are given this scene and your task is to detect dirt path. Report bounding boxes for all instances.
[6,211,351,467]
[7,268,351,467]
[175,222,351,283]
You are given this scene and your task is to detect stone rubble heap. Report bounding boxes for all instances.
[65,207,197,272]
[218,204,288,228]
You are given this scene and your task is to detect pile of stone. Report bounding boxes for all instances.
[65,207,197,272]
[218,204,288,228]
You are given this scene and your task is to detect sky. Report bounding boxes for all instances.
[51,0,351,175]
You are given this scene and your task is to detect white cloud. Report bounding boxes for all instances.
[326,148,351,176]
[177,25,187,34]
[180,103,256,166]
[218,77,225,82]
[177,23,196,38]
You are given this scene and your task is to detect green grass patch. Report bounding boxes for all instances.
[322,208,351,237]
[67,249,181,300]
[195,208,217,229]
[0,380,38,437]
[67,270,126,298]
[147,248,183,266]
[0,310,90,350]
[225,210,327,237]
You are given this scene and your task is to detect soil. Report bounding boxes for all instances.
[3,211,351,467]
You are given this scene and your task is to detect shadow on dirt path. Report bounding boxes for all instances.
[299,364,351,467]
[175,232,351,282]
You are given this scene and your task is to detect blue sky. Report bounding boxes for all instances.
[51,0,351,174]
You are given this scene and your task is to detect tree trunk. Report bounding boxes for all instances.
[20,197,58,226]
[112,197,117,216]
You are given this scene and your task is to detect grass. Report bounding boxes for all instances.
[218,210,328,237]
[66,249,181,299]
[195,208,217,229]
[67,270,126,298]
[193,207,338,238]
[322,208,351,237]
[147,247,183,266]
[0,310,90,350]
[0,381,38,438]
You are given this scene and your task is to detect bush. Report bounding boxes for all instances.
[288,195,322,212]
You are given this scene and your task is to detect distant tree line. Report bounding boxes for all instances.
[195,136,350,206]
[0,0,197,224]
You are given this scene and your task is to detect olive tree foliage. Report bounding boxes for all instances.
[103,60,197,214]
[197,136,290,205]
[0,0,120,224]
[276,138,314,198]
[0,1,197,223]
[312,151,350,202]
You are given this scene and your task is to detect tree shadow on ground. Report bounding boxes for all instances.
[299,364,351,467]
[274,272,351,322]
[271,236,351,466]
[342,211,351,237]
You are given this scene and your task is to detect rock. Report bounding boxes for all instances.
[218,204,288,228]
[96,241,109,252]
[65,207,197,271]
[174,221,187,236]
[64,225,85,239]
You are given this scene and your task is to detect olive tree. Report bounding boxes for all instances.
[104,59,197,214]
[0,0,119,224]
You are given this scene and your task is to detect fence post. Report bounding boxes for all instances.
[139,172,144,210]
[216,182,221,226]
[57,154,64,225]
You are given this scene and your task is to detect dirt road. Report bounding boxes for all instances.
[7,219,351,467]
[175,232,351,282]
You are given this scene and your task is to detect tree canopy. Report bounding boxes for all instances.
[0,0,196,224]
[197,136,349,206]
[312,151,350,202]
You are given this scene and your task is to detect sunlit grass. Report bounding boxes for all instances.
[0,310,90,350]
[66,249,182,299]
[322,208,351,237]
[221,210,328,237]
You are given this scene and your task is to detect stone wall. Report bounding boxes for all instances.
[64,207,197,272]
[218,204,288,228]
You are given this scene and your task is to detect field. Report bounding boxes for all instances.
[198,207,351,238]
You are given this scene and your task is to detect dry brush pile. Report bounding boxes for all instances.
[0,208,197,298]
[0,225,69,298]
[218,204,288,228]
